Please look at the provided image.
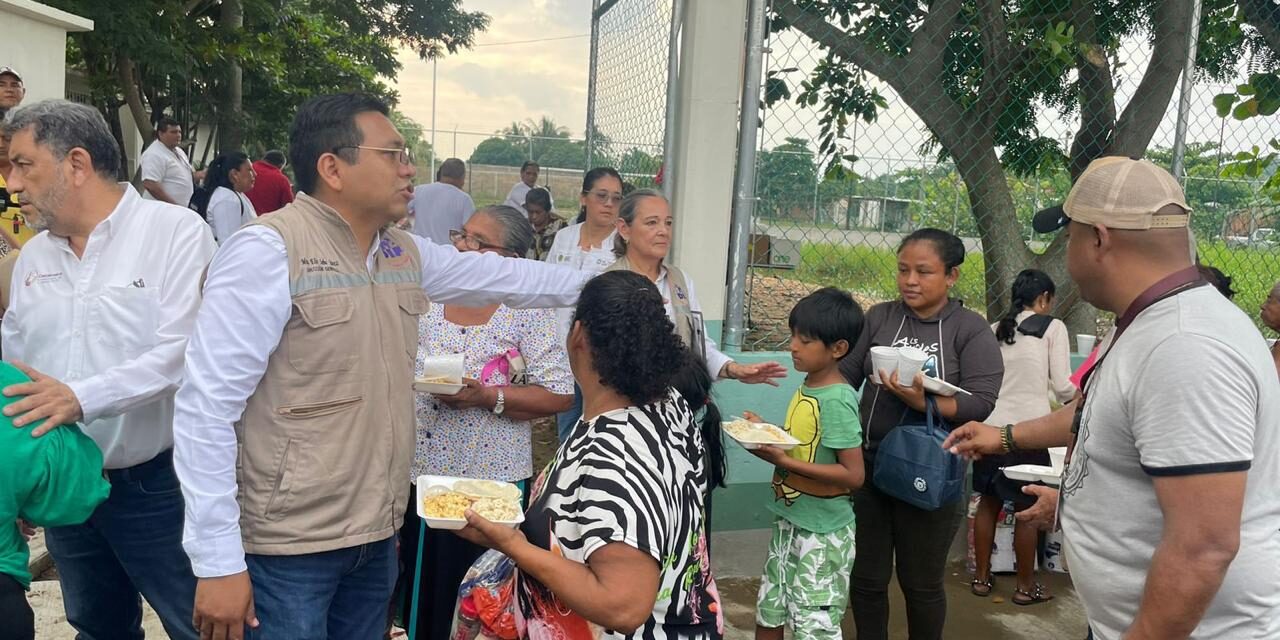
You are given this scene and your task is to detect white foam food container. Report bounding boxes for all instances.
[413,354,466,395]
[921,375,972,397]
[722,419,800,451]
[1002,464,1061,486]
[415,474,525,530]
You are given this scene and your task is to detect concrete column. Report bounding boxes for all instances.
[668,0,749,331]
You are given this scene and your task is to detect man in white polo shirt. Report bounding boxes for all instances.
[1,99,215,640]
[140,116,199,207]
[944,157,1280,639]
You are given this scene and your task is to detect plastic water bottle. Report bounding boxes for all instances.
[453,595,480,640]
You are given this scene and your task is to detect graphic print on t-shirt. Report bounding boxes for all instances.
[1061,400,1093,500]
[891,335,940,378]
[773,389,848,504]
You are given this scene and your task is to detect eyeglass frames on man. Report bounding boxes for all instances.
[332,145,414,165]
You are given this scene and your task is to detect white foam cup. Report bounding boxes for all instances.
[1077,334,1097,355]
[1048,447,1067,473]
[896,346,929,386]
[869,346,899,384]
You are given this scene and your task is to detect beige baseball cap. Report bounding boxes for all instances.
[0,67,20,82]
[1033,156,1191,233]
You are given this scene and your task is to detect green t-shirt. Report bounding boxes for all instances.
[0,363,110,587]
[766,383,862,533]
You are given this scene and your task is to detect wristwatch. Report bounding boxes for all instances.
[493,388,506,416]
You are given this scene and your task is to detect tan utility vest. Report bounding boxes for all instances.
[235,194,429,555]
[605,255,705,362]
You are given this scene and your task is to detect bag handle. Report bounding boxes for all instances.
[924,395,944,435]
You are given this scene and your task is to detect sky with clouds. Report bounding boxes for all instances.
[392,0,593,160]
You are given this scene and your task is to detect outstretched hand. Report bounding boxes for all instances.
[725,361,788,386]
[940,422,1003,461]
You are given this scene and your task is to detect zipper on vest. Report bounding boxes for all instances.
[276,395,363,418]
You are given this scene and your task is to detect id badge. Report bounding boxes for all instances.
[689,310,707,363]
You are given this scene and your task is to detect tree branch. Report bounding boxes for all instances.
[1110,0,1193,158]
[115,54,154,144]
[1238,0,1280,55]
[1068,0,1117,178]
[977,0,1014,127]
[905,0,964,82]
[772,0,896,79]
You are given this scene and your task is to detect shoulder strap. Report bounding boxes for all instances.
[1016,314,1054,339]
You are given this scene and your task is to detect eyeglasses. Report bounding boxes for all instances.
[449,229,513,255]
[332,145,414,166]
[585,189,623,205]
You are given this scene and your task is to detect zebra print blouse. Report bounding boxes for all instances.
[515,389,724,639]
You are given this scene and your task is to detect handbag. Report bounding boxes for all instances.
[872,396,967,511]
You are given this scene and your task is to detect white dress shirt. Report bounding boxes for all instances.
[546,222,618,345]
[1,187,216,469]
[139,140,196,207]
[206,186,257,245]
[174,225,593,578]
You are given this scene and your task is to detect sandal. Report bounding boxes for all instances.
[1012,583,1054,606]
[970,576,994,597]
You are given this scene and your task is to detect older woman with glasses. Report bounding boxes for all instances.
[546,166,624,439]
[397,204,574,639]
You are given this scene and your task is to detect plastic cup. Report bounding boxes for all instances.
[420,353,465,383]
[896,346,928,386]
[1048,447,1067,472]
[1076,334,1097,355]
[869,346,898,384]
[1269,338,1277,349]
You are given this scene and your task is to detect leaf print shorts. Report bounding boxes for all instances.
[756,518,856,638]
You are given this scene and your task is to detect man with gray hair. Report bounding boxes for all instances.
[408,157,474,244]
[1,99,215,639]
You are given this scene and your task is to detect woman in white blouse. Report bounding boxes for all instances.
[970,269,1075,605]
[398,204,573,639]
[547,167,623,438]
[609,189,786,387]
[192,151,257,244]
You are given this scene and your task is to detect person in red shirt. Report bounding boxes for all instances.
[244,150,294,214]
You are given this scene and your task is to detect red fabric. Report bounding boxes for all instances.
[245,160,294,214]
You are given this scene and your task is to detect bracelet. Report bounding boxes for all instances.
[1005,423,1018,452]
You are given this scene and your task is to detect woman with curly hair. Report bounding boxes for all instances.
[456,270,724,639]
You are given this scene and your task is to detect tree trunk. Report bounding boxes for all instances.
[116,54,153,144]
[217,0,245,151]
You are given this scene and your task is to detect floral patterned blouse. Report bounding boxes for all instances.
[413,303,573,482]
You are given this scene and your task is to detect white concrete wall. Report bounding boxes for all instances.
[668,0,748,325]
[0,0,92,104]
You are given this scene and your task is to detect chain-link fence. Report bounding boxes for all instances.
[585,0,674,187]
[736,0,1280,350]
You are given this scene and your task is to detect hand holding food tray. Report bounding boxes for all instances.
[416,475,525,530]
[722,417,800,451]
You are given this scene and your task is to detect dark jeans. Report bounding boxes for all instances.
[556,383,584,441]
[44,449,198,640]
[850,456,965,640]
[0,574,34,640]
[246,535,398,640]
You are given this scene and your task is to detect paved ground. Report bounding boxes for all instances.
[31,527,1086,639]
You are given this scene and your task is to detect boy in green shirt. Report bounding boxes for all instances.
[745,287,865,640]
[0,362,110,640]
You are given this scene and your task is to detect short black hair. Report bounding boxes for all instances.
[263,150,286,167]
[788,287,864,353]
[899,227,966,270]
[156,117,181,134]
[521,160,539,172]
[288,93,389,194]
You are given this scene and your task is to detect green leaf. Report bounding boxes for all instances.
[1236,83,1256,96]
[1233,99,1259,120]
[1214,93,1238,117]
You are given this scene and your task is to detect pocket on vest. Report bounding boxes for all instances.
[289,290,356,373]
[264,438,298,522]
[396,286,429,356]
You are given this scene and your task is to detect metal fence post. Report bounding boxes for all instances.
[661,0,685,201]
[585,0,602,169]
[1170,0,1204,181]
[723,0,767,351]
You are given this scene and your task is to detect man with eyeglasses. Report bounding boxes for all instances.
[407,156,474,244]
[173,93,592,640]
